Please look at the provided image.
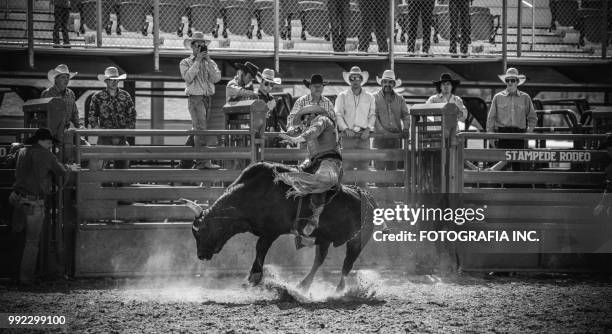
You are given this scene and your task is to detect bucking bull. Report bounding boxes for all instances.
[185,162,377,292]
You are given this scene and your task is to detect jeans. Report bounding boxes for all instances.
[327,0,350,52]
[97,136,129,169]
[357,0,389,52]
[53,6,70,45]
[449,0,471,54]
[342,136,370,171]
[406,0,435,53]
[10,191,45,284]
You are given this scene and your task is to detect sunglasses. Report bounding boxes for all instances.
[505,78,518,83]
[349,76,362,81]
[263,81,275,87]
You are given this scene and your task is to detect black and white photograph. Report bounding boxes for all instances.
[0,0,611,332]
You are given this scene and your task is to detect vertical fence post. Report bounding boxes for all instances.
[96,0,102,47]
[602,0,608,59]
[517,0,522,57]
[274,0,280,72]
[502,0,508,71]
[531,1,535,51]
[389,0,394,71]
[153,0,160,72]
[27,0,33,68]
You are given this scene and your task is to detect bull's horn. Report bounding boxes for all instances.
[192,224,200,232]
[180,198,203,217]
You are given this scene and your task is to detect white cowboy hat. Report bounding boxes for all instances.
[376,69,402,87]
[498,67,526,86]
[342,66,369,86]
[47,64,77,84]
[97,66,127,81]
[183,31,211,50]
[257,68,282,85]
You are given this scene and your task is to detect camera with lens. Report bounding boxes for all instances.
[198,43,207,53]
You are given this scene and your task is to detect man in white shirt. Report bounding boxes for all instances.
[335,66,376,171]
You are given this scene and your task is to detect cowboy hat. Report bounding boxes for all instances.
[376,69,402,87]
[433,73,460,87]
[498,67,527,85]
[183,31,211,50]
[25,127,61,145]
[47,64,77,85]
[342,66,369,86]
[290,105,326,128]
[234,61,260,78]
[303,74,329,88]
[97,66,127,81]
[256,68,282,85]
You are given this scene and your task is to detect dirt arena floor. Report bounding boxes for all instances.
[1,268,611,333]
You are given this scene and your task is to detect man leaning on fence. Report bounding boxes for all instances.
[226,61,260,103]
[373,70,409,176]
[335,66,376,171]
[88,66,136,171]
[486,68,537,171]
[9,128,78,285]
[180,32,222,170]
[41,64,82,132]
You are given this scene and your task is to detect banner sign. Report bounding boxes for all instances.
[504,150,592,162]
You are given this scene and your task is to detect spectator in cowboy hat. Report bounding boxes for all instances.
[486,67,537,171]
[88,66,136,171]
[287,74,336,135]
[426,73,468,122]
[179,31,222,170]
[594,134,612,216]
[41,64,82,131]
[9,127,78,284]
[256,69,286,133]
[226,61,260,102]
[335,66,376,171]
[373,70,409,176]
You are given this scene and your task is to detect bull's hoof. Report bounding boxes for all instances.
[247,272,263,286]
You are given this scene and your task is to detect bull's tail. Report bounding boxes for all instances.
[351,187,377,246]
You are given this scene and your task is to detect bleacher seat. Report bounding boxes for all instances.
[215,0,256,39]
[299,1,329,40]
[549,0,578,30]
[159,2,185,36]
[189,2,221,38]
[80,0,115,33]
[118,1,149,34]
[470,9,500,43]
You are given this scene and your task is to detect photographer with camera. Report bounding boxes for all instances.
[180,32,222,170]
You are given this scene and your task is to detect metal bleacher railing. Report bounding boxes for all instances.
[0,0,609,58]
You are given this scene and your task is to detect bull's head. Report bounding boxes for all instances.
[182,198,217,260]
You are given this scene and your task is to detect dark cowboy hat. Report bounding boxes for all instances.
[433,73,461,87]
[233,61,260,78]
[600,133,612,149]
[303,74,329,88]
[25,127,60,145]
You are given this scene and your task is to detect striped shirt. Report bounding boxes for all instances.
[287,94,335,131]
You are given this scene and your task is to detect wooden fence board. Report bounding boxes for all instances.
[464,171,604,185]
